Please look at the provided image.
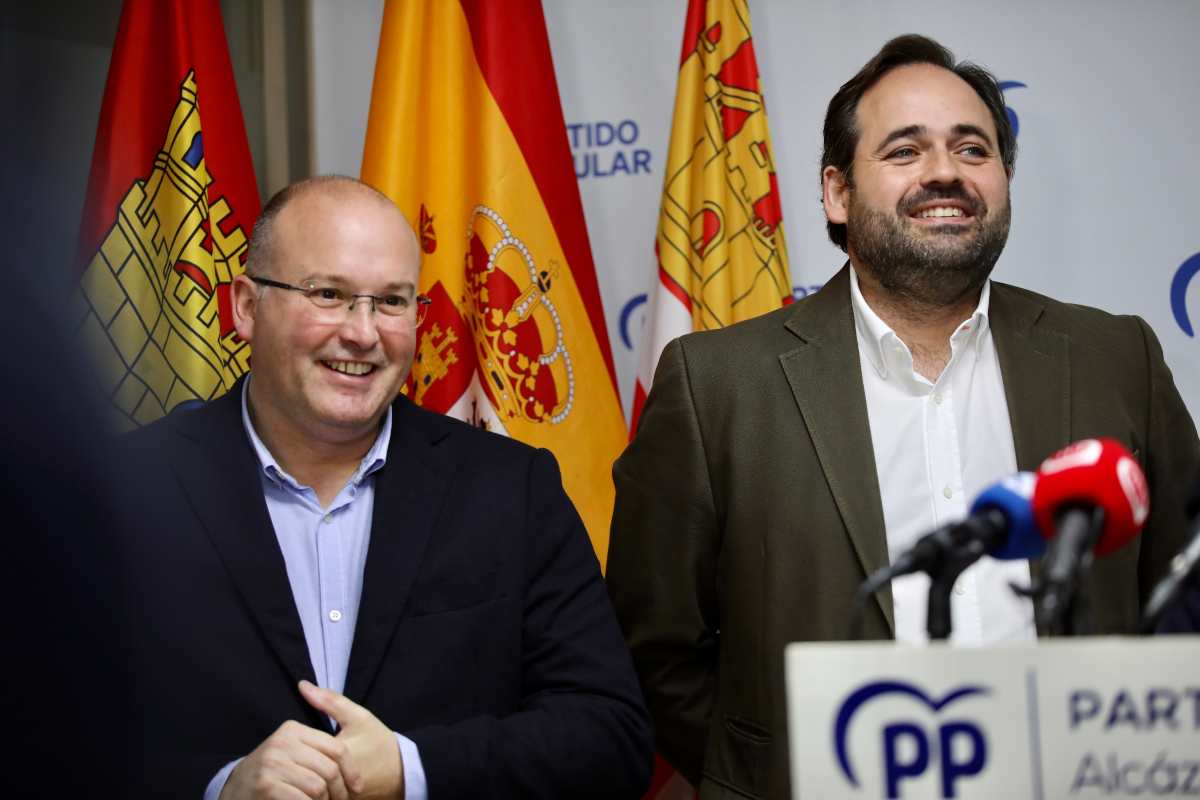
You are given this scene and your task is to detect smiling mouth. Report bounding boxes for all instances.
[915,206,968,219]
[323,360,376,376]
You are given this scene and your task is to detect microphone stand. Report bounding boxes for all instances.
[926,539,987,641]
[1035,506,1106,636]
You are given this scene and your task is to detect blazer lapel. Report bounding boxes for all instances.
[169,388,321,707]
[779,266,893,633]
[989,284,1071,473]
[343,398,452,704]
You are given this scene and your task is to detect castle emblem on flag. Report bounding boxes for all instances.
[75,70,250,428]
[657,0,790,331]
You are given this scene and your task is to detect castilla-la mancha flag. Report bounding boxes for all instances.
[76,0,260,430]
[635,1,792,797]
[631,0,792,434]
[361,0,627,564]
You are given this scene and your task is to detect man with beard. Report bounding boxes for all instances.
[606,34,1200,799]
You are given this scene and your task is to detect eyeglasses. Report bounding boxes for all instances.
[250,277,431,327]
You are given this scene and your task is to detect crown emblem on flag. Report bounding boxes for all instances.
[463,205,574,424]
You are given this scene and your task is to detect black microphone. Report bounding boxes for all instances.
[1139,480,1200,632]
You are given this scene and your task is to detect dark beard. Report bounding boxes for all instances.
[846,185,1011,308]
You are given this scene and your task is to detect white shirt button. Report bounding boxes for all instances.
[323,514,333,524]
[942,486,953,499]
[328,609,342,622]
[954,583,966,596]
[934,393,944,405]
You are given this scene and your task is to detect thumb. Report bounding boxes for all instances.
[298,680,366,728]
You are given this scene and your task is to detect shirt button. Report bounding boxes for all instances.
[954,583,966,596]
[323,514,333,524]
[328,609,342,622]
[943,486,953,499]
[934,393,943,405]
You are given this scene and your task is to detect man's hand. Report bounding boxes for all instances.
[298,680,405,800]
[220,719,349,800]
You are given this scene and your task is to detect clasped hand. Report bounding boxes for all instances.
[221,680,404,800]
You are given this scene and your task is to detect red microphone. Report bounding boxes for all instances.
[1031,438,1149,634]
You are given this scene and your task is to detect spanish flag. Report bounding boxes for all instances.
[361,0,627,564]
[631,0,792,433]
[636,2,792,797]
[75,0,260,430]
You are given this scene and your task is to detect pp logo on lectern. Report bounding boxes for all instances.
[834,680,991,798]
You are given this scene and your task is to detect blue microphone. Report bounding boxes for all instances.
[883,472,1045,581]
[966,471,1047,561]
[853,472,1046,640]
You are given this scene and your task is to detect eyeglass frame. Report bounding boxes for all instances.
[248,276,432,326]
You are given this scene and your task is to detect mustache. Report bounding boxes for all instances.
[899,186,985,217]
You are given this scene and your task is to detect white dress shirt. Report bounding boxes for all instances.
[850,266,1036,645]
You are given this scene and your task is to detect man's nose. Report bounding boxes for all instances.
[339,298,381,347]
[920,146,963,186]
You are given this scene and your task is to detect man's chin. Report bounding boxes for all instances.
[308,398,391,436]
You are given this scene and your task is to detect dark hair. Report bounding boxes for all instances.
[821,34,1016,251]
[245,175,395,276]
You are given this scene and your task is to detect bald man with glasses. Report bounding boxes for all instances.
[116,176,651,800]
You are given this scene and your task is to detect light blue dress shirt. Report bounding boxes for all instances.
[203,381,427,799]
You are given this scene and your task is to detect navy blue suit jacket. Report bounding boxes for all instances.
[116,382,651,797]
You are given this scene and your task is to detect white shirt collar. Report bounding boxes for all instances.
[849,265,993,382]
[239,376,392,492]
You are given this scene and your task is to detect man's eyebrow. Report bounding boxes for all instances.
[300,273,416,293]
[952,123,996,148]
[874,125,925,152]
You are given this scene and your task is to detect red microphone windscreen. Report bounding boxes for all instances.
[1032,438,1150,556]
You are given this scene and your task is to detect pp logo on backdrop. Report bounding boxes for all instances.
[834,680,990,798]
[998,81,1027,137]
[1170,252,1200,336]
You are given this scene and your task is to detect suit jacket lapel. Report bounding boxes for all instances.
[990,285,1070,635]
[169,386,322,718]
[344,398,452,704]
[989,284,1071,473]
[780,266,893,633]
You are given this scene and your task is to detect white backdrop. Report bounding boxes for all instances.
[310,0,1200,428]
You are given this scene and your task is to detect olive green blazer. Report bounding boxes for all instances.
[607,265,1200,800]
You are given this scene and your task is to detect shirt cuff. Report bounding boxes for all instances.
[395,732,427,800]
[203,758,242,800]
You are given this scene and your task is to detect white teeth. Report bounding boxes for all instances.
[325,361,374,376]
[918,206,965,218]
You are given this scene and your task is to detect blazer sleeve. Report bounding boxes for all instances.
[607,337,721,786]
[1135,316,1200,606]
[404,448,653,799]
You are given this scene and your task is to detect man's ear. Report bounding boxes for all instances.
[231,274,259,343]
[822,166,850,225]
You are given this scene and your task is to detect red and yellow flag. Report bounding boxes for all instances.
[636,2,792,797]
[631,0,792,432]
[361,0,627,564]
[76,0,259,430]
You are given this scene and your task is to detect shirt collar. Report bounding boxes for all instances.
[849,265,993,380]
[240,377,392,492]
